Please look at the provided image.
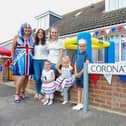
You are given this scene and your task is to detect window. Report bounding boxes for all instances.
[121,35,126,61]
[109,35,120,62]
[109,0,118,10]
[105,0,118,11]
[92,33,126,63]
[105,0,126,12]
[119,0,126,8]
[92,37,105,63]
[109,35,126,63]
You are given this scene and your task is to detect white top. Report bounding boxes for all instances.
[61,67,72,78]
[42,69,56,93]
[47,39,64,64]
[42,69,54,81]
[33,44,48,60]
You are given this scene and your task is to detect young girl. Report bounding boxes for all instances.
[54,56,74,104]
[41,60,56,106]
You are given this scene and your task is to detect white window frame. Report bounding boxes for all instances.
[105,0,126,12]
[119,35,122,62]
[109,34,126,63]
[120,35,126,63]
[92,37,105,63]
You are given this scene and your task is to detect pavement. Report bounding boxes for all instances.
[0,82,126,126]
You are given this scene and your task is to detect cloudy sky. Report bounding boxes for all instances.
[0,0,102,42]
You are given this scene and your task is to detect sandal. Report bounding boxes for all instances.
[14,94,21,103]
[20,91,25,100]
[34,93,39,99]
[20,91,29,100]
[38,94,44,100]
[41,98,48,103]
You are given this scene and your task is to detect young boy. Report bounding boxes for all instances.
[72,39,89,110]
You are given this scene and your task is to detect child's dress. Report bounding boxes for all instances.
[54,67,74,104]
[55,67,74,89]
[42,69,56,95]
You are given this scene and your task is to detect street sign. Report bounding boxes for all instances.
[88,63,126,75]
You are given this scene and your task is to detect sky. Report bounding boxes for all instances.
[0,0,102,43]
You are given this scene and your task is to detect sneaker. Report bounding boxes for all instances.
[47,100,53,106]
[62,101,68,104]
[72,104,83,110]
[43,100,49,105]
[78,104,83,110]
[72,104,79,110]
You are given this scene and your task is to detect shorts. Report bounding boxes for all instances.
[75,77,83,88]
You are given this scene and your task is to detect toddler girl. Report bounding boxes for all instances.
[41,60,56,105]
[54,56,74,104]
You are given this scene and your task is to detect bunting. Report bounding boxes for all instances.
[105,29,110,34]
[90,32,94,36]
[111,27,116,33]
[119,75,126,84]
[90,74,99,86]
[93,25,125,37]
[118,25,122,32]
[95,31,99,36]
[100,30,104,35]
[104,74,112,85]
[124,25,126,30]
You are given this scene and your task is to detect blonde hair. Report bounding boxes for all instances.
[62,56,70,63]
[48,26,59,41]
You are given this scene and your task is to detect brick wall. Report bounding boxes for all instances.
[89,75,126,113]
[27,75,126,113]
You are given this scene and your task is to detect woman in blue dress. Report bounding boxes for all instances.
[11,23,34,103]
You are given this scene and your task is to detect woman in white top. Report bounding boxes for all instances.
[33,28,48,99]
[48,27,64,78]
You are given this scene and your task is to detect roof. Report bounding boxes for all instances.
[54,1,126,36]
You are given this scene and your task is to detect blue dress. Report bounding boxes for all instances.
[12,36,34,75]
